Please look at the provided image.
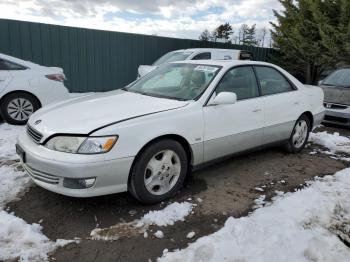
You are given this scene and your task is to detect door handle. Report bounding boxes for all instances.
[294,102,300,105]
[252,108,262,113]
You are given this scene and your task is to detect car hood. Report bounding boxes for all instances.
[321,85,350,105]
[28,90,188,137]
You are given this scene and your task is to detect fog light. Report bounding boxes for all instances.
[63,177,96,189]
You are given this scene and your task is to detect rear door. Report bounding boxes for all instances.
[254,66,304,143]
[0,59,12,93]
[203,66,264,161]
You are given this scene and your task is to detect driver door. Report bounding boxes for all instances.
[203,66,264,161]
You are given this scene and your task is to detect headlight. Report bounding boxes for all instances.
[45,136,118,154]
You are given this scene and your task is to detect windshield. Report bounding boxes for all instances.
[153,51,193,66]
[125,63,221,101]
[323,68,350,87]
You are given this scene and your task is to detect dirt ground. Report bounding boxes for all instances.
[5,125,350,262]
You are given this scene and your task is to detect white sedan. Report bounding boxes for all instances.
[0,53,69,125]
[17,60,325,203]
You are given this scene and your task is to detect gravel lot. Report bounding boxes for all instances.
[3,124,350,262]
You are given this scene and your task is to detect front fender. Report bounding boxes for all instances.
[92,103,204,164]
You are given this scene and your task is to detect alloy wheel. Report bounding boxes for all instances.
[292,119,308,148]
[144,149,181,195]
[6,98,34,121]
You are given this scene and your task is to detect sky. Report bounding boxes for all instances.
[0,0,283,41]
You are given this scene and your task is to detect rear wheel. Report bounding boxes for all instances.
[129,139,188,204]
[285,115,311,153]
[0,92,40,125]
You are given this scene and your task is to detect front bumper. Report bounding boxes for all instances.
[17,130,134,197]
[322,102,350,126]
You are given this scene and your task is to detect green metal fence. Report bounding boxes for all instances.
[0,19,275,92]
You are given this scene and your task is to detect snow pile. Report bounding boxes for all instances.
[91,202,195,241]
[159,168,350,262]
[0,165,31,206]
[309,131,350,154]
[0,210,56,261]
[138,202,194,227]
[154,230,164,239]
[0,123,23,160]
[0,123,76,261]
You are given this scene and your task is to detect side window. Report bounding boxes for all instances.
[215,66,259,100]
[0,59,26,70]
[192,52,211,60]
[255,66,294,95]
[0,60,7,70]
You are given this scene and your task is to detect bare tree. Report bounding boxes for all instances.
[257,27,268,47]
[199,29,212,41]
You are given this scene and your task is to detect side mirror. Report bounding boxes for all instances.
[318,80,323,86]
[208,92,237,106]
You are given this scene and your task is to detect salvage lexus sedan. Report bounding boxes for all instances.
[16,60,325,203]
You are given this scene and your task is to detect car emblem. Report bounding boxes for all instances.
[326,103,332,108]
[34,119,42,125]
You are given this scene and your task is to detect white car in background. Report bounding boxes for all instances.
[0,53,69,125]
[138,48,253,77]
[17,60,324,204]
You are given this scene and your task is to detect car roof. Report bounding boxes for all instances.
[172,59,272,68]
[0,52,41,68]
[171,48,245,53]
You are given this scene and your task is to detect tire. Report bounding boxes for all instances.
[0,92,40,125]
[129,139,188,204]
[284,114,311,153]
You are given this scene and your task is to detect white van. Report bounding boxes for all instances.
[138,48,253,77]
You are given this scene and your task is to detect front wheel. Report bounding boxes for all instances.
[129,139,188,204]
[285,115,311,153]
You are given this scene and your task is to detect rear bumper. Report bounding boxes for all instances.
[313,111,325,129]
[17,130,134,197]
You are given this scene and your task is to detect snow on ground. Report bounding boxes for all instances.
[0,123,76,261]
[309,131,350,155]
[0,165,31,207]
[159,169,350,262]
[91,202,195,240]
[137,202,194,227]
[0,210,56,261]
[0,123,24,160]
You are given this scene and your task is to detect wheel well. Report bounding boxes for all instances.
[0,91,42,108]
[135,134,193,166]
[128,134,194,186]
[302,111,314,129]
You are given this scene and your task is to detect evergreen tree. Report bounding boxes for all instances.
[213,23,233,41]
[239,24,258,46]
[243,24,258,46]
[271,0,350,84]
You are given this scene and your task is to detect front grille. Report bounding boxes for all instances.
[324,102,348,110]
[26,125,43,144]
[23,164,59,184]
[324,115,348,124]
